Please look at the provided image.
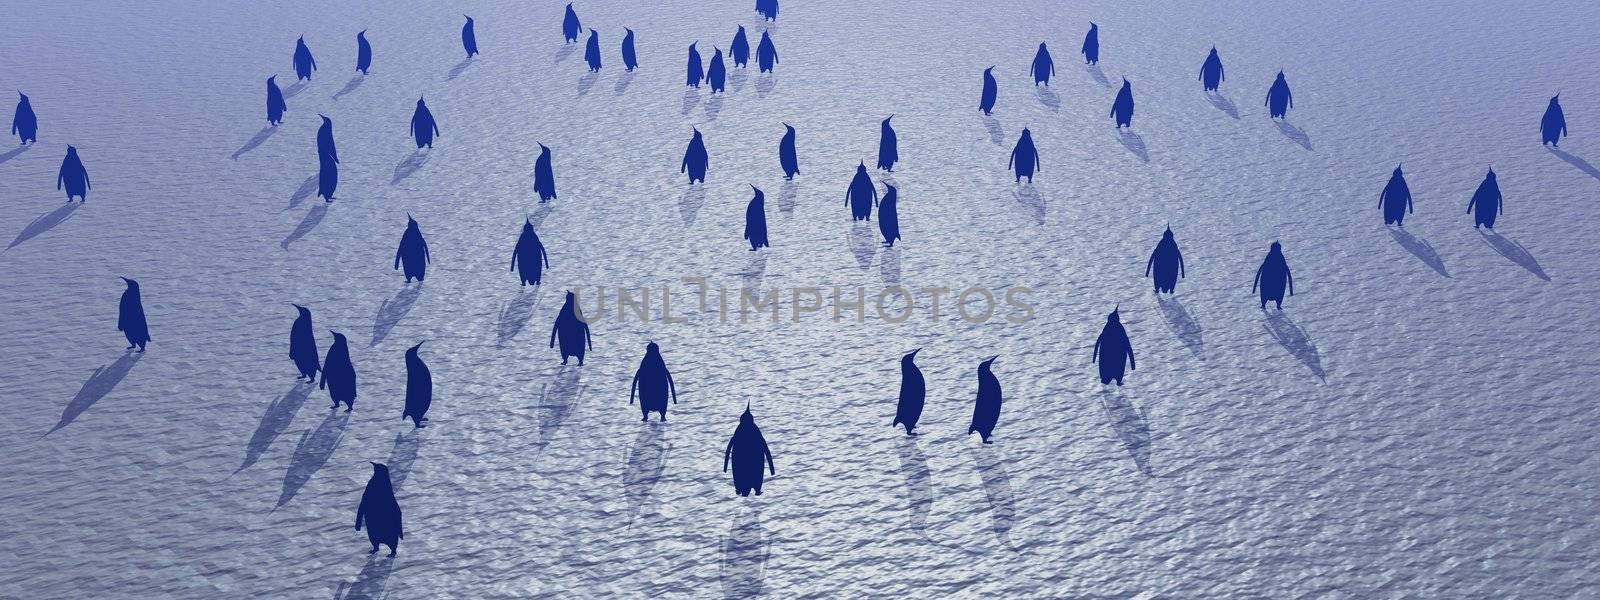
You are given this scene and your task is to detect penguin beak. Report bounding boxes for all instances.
[908,348,921,358]
[291,303,304,310]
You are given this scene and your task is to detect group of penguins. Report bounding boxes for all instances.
[15,0,1577,559]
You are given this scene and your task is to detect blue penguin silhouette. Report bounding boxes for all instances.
[756,30,778,73]
[731,26,750,68]
[317,154,338,201]
[892,349,925,435]
[845,162,877,221]
[968,356,1002,443]
[320,331,357,410]
[511,219,551,286]
[1252,242,1295,310]
[779,123,799,180]
[57,145,90,202]
[289,304,320,381]
[461,15,478,57]
[403,341,432,427]
[877,115,898,172]
[1265,71,1292,119]
[549,291,593,365]
[355,462,403,556]
[1541,95,1567,146]
[12,92,36,144]
[681,128,708,184]
[878,183,901,247]
[745,185,770,250]
[266,77,286,125]
[533,143,557,202]
[563,3,582,43]
[1008,128,1040,183]
[756,0,780,21]
[1092,308,1136,385]
[1379,164,1413,226]
[1081,22,1099,64]
[356,30,372,74]
[1111,78,1134,128]
[316,114,337,162]
[410,97,439,149]
[708,47,727,93]
[117,277,150,352]
[1199,47,1224,91]
[395,215,431,283]
[293,36,317,80]
[686,42,704,87]
[1467,168,1503,229]
[630,342,678,422]
[621,28,638,71]
[1030,43,1055,86]
[584,29,601,72]
[724,405,775,496]
[1145,226,1185,293]
[980,66,998,114]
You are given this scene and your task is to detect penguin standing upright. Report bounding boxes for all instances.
[533,143,558,202]
[57,145,90,202]
[317,153,338,201]
[394,215,431,283]
[1199,47,1224,92]
[12,92,36,144]
[410,97,439,149]
[1145,226,1185,294]
[756,30,778,73]
[892,349,925,435]
[629,342,678,422]
[779,123,799,180]
[723,405,775,496]
[1467,168,1503,229]
[316,114,337,162]
[1081,22,1099,64]
[878,183,901,247]
[1093,308,1136,385]
[744,185,770,250]
[461,15,478,57]
[686,42,704,87]
[402,341,432,427]
[117,278,150,352]
[1111,78,1135,128]
[1379,165,1413,226]
[355,462,403,557]
[549,291,593,365]
[1541,95,1567,146]
[967,356,1002,443]
[621,28,638,71]
[320,331,357,410]
[1031,43,1055,86]
[1009,128,1040,183]
[293,36,317,80]
[708,47,727,93]
[980,67,998,115]
[845,162,877,221]
[731,26,750,68]
[356,30,372,74]
[584,29,602,72]
[1252,242,1295,310]
[1265,71,1292,119]
[757,0,780,21]
[563,3,583,43]
[681,128,708,184]
[511,219,551,286]
[266,77,286,125]
[289,304,320,381]
[876,115,898,172]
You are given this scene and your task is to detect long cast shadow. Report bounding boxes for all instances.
[534,367,584,456]
[386,430,422,492]
[577,72,599,96]
[1480,229,1550,281]
[720,507,770,599]
[983,115,1004,145]
[1276,120,1312,150]
[554,43,578,64]
[973,445,1016,547]
[282,80,309,99]
[371,284,424,347]
[705,95,725,121]
[1012,184,1045,225]
[614,71,636,96]
[333,555,395,600]
[281,204,328,249]
[8,202,80,249]
[392,150,429,185]
[1035,87,1060,111]
[740,250,769,289]
[880,246,902,285]
[1264,310,1325,382]
[729,68,748,93]
[287,174,319,210]
[897,436,932,536]
[1119,129,1149,162]
[848,222,876,271]
[777,181,797,217]
[235,381,315,473]
[230,126,279,160]
[446,57,474,80]
[1386,226,1448,277]
[1547,146,1600,183]
[275,409,350,508]
[623,424,668,521]
[1085,64,1111,87]
[1206,92,1239,119]
[755,74,775,98]
[681,89,701,116]
[1156,294,1203,356]
[46,351,142,435]
[332,74,366,101]
[528,202,556,229]
[0,144,31,165]
[679,186,707,225]
[497,290,542,347]
[1099,389,1153,476]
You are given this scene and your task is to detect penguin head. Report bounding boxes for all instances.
[298,36,305,44]
[1486,167,1496,180]
[985,66,995,74]
[318,114,330,125]
[1020,127,1032,140]
[406,213,418,228]
[740,403,755,425]
[18,91,27,102]
[782,122,793,132]
[407,340,425,356]
[1038,41,1048,51]
[750,184,763,199]
[416,97,427,108]
[1276,70,1286,81]
[645,341,660,355]
[689,41,698,51]
[268,75,277,84]
[1394,164,1404,176]
[713,46,722,57]
[1121,77,1130,89]
[329,330,347,345]
[120,276,139,290]
[522,218,535,233]
[691,127,702,140]
[563,290,577,305]
[884,182,897,197]
[538,143,550,154]
[293,303,310,316]
[979,355,999,372]
[1108,306,1121,324]
[1162,226,1174,240]
[370,461,389,475]
[624,27,633,35]
[856,161,867,173]
[359,29,366,37]
[1270,241,1283,253]
[1209,46,1217,56]
[883,114,894,126]
[1089,22,1098,31]
[464,15,473,24]
[66,145,78,156]
[903,348,921,363]
[1550,94,1560,105]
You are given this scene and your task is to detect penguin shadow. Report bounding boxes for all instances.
[497,290,543,347]
[1547,146,1600,183]
[371,284,424,347]
[740,250,769,289]
[729,68,749,93]
[332,73,366,101]
[230,126,279,160]
[776,181,798,217]
[613,70,636,96]
[679,185,707,225]
[577,72,599,96]
[719,507,770,600]
[554,42,579,64]
[1034,87,1060,111]
[1206,92,1239,119]
[1155,294,1204,356]
[1011,184,1046,225]
[280,203,329,250]
[1263,310,1326,382]
[534,367,585,453]
[287,174,320,210]
[1085,64,1112,87]
[755,73,776,98]
[848,222,877,271]
[7,201,80,250]
[971,444,1016,548]
[1386,225,1449,278]
[0,143,31,165]
[880,246,902,285]
[982,115,1004,145]
[622,423,669,521]
[275,409,350,509]
[1479,229,1550,281]
[705,94,725,121]
[391,150,430,185]
[680,89,702,116]
[1275,120,1312,150]
[44,351,142,436]
[1098,389,1153,477]
[446,56,474,80]
[332,555,395,600]
[1118,129,1150,163]
[528,201,557,229]
[897,436,933,537]
[282,80,310,99]
[234,381,315,474]
[386,430,423,493]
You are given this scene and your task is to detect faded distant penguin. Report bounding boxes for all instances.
[731,26,750,68]
[708,47,727,93]
[756,30,778,73]
[12,92,36,144]
[1009,127,1040,183]
[724,405,776,496]
[584,29,602,72]
[980,66,998,114]
[511,219,551,286]
[1379,164,1413,226]
[355,462,403,557]
[845,162,877,221]
[289,304,320,381]
[1199,47,1224,92]
[321,331,357,410]
[533,143,557,202]
[1265,71,1292,119]
[563,3,582,43]
[621,28,638,71]
[1081,22,1099,64]
[266,77,286,125]
[294,36,317,80]
[892,349,924,435]
[1252,241,1295,310]
[117,278,150,352]
[1466,168,1503,229]
[462,15,478,57]
[877,115,898,172]
[1111,78,1134,128]
[403,341,432,427]
[356,30,372,74]
[410,97,439,149]
[878,183,901,247]
[682,128,708,184]
[630,342,678,422]
[779,123,799,180]
[1145,226,1185,294]
[394,215,431,283]
[745,185,770,250]
[1092,308,1136,386]
[686,42,704,87]
[549,291,593,365]
[967,356,1002,443]
[1031,43,1055,86]
[57,145,90,202]
[1541,95,1567,146]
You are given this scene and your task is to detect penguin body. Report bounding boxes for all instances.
[511,219,551,286]
[11,92,36,144]
[410,97,439,149]
[1145,227,1184,294]
[630,342,677,421]
[563,3,582,43]
[289,304,320,380]
[892,349,925,435]
[533,144,557,202]
[1081,22,1099,64]
[294,36,317,80]
[403,342,432,427]
[708,47,727,93]
[779,123,799,180]
[462,16,478,57]
[266,78,286,125]
[878,183,901,247]
[117,278,150,352]
[355,463,403,556]
[1031,43,1054,86]
[744,185,770,250]
[845,162,877,221]
[756,31,778,73]
[1252,242,1294,310]
[621,29,638,71]
[584,29,602,72]
[980,67,997,114]
[1379,165,1413,226]
[1541,95,1567,146]
[968,356,1002,443]
[394,216,431,283]
[356,30,372,74]
[731,26,750,67]
[1111,78,1134,128]
[1200,47,1223,92]
[724,407,775,496]
[876,115,898,172]
[1265,71,1292,119]
[681,128,708,184]
[1467,169,1503,229]
[57,145,90,201]
[549,292,593,365]
[1093,309,1136,385]
[320,331,357,410]
[686,43,704,87]
[1008,128,1039,183]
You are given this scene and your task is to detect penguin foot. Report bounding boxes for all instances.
[983,439,994,444]
[641,417,648,422]
[345,407,353,413]
[126,344,135,349]
[387,551,396,558]
[369,547,379,554]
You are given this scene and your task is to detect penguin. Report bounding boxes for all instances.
[317,154,338,202]
[12,92,36,144]
[511,218,551,286]
[686,42,704,88]
[394,215,431,283]
[1200,47,1224,92]
[316,114,337,163]
[57,145,90,202]
[779,123,799,180]
[1092,307,1136,385]
[410,97,439,149]
[293,36,317,80]
[723,405,775,496]
[980,66,998,115]
[356,30,372,74]
[266,77,286,125]
[1081,22,1100,65]
[681,128,708,184]
[533,143,557,202]
[1111,78,1134,128]
[1008,128,1040,183]
[845,162,877,221]
[629,342,678,422]
[1252,241,1295,310]
[877,115,898,172]
[708,47,727,93]
[289,304,320,381]
[1265,71,1292,119]
[731,26,750,68]
[1379,164,1413,226]
[756,30,778,73]
[355,462,403,557]
[584,29,602,72]
[878,183,901,247]
[117,277,150,352]
[1541,95,1567,146]
[1467,168,1503,229]
[1031,42,1055,86]
[402,341,432,428]
[745,185,770,250]
[1145,226,1185,294]
[320,331,357,410]
[758,0,780,21]
[563,3,582,43]
[967,356,1001,443]
[621,28,638,72]
[892,349,925,435]
[549,291,593,365]
[461,15,478,58]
